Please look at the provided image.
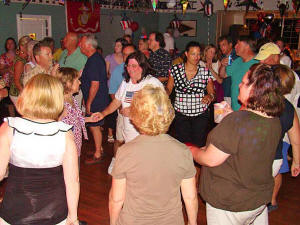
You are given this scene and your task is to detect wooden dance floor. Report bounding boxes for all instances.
[0,132,300,225]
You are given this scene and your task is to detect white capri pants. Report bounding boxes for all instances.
[206,203,268,225]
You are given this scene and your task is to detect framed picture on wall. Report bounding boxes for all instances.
[178,20,197,37]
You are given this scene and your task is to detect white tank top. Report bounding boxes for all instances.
[5,117,72,169]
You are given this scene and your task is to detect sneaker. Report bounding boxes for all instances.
[107,135,115,143]
[108,157,115,175]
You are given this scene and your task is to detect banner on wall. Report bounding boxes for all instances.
[66,1,100,33]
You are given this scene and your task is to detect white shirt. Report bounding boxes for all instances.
[115,76,163,142]
[163,33,174,52]
[6,117,72,168]
[280,54,292,68]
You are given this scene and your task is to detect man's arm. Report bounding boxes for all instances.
[219,57,229,78]
[86,81,99,114]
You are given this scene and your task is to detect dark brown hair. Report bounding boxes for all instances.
[124,51,155,83]
[246,63,284,117]
[272,64,295,95]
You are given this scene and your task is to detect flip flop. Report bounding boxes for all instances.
[85,155,104,165]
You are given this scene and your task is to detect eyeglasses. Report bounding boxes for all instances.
[125,64,139,69]
[63,55,68,65]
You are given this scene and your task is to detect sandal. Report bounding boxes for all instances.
[85,151,105,165]
[267,203,278,212]
[107,135,115,143]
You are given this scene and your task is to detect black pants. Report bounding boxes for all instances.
[174,110,210,147]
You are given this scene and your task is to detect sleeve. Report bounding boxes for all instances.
[148,77,164,89]
[164,54,172,77]
[115,80,126,101]
[225,64,232,77]
[111,145,129,179]
[109,67,119,94]
[183,147,196,179]
[170,64,178,78]
[0,55,5,65]
[208,112,241,155]
[77,54,87,71]
[89,57,106,83]
[169,38,174,50]
[58,50,67,67]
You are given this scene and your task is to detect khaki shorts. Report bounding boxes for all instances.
[116,111,124,142]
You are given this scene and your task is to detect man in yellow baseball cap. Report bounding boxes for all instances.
[255,42,281,65]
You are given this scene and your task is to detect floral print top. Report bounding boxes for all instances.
[0,52,15,86]
[62,96,88,156]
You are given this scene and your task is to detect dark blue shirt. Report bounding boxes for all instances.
[275,98,295,159]
[81,52,109,112]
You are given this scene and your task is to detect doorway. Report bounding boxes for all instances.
[16,14,52,41]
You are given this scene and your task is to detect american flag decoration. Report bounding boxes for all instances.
[170,16,181,29]
[204,0,213,17]
[120,15,132,30]
[125,91,135,103]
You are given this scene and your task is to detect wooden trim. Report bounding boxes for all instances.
[244,10,300,19]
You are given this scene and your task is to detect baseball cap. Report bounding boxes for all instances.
[255,43,280,60]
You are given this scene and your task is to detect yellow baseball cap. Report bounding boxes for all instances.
[255,43,280,60]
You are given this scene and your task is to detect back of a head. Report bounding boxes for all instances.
[55,67,78,94]
[32,42,45,58]
[130,85,174,136]
[84,34,98,49]
[218,35,232,44]
[18,35,31,48]
[27,40,39,53]
[41,37,55,47]
[238,35,257,53]
[273,64,295,95]
[17,74,64,120]
[246,63,284,117]
[151,32,166,48]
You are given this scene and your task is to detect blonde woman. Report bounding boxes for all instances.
[109,85,198,225]
[0,74,79,225]
[9,35,31,105]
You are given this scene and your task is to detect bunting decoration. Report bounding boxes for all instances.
[151,0,158,11]
[199,0,213,17]
[224,0,231,11]
[181,0,189,15]
[236,0,261,13]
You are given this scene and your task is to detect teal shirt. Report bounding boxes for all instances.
[59,47,87,72]
[226,57,258,111]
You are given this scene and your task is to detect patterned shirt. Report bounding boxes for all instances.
[148,48,172,83]
[23,64,52,86]
[62,97,88,156]
[170,63,213,116]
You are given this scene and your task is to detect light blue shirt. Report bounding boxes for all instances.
[109,63,124,94]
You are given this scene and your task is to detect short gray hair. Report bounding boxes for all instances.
[84,34,98,49]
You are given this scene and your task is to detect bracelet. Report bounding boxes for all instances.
[209,93,215,101]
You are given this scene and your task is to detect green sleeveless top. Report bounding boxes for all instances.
[9,55,27,97]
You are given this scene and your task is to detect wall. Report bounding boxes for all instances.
[97,9,159,56]
[0,1,290,55]
[157,12,216,52]
[98,10,215,55]
[212,0,293,11]
[0,3,66,53]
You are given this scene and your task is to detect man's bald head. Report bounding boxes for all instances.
[63,32,79,50]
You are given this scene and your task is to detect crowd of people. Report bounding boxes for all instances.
[0,29,299,225]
